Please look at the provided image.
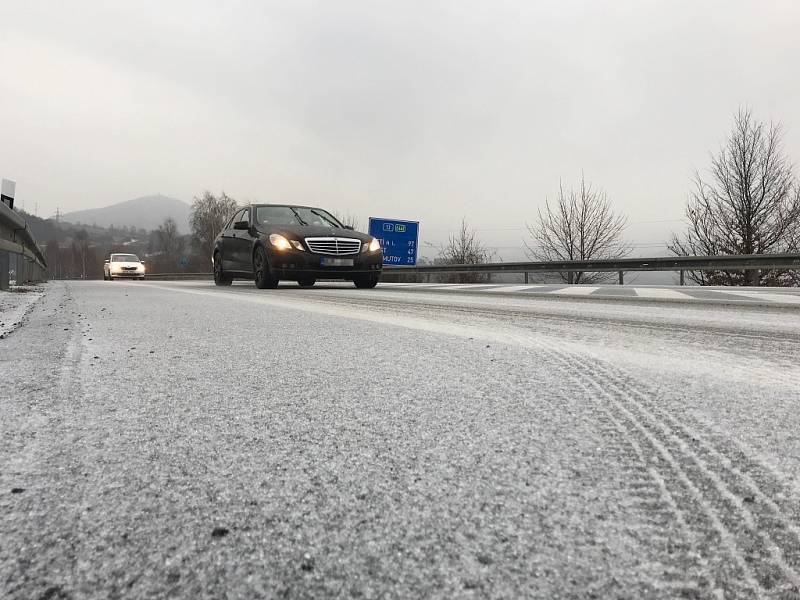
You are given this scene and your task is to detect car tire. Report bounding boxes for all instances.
[353,273,379,289]
[297,277,316,288]
[253,247,279,289]
[213,252,233,286]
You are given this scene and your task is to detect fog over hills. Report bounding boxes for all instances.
[62,195,191,233]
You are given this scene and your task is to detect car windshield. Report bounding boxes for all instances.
[255,206,343,228]
[111,254,140,262]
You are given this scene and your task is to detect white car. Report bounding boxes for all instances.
[104,253,146,280]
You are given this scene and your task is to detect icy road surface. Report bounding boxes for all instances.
[2,280,800,599]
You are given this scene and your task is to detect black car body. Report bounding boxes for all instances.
[212,204,383,289]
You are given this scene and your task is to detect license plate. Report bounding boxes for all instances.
[320,257,354,267]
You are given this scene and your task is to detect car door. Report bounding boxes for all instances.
[230,207,255,272]
[219,210,243,272]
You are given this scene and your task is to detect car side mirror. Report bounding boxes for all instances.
[344,225,354,230]
[234,221,249,230]
[104,259,109,263]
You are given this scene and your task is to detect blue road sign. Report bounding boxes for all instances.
[368,217,419,266]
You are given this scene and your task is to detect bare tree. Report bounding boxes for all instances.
[526,175,629,284]
[190,191,238,268]
[437,218,492,283]
[155,217,183,269]
[333,211,361,231]
[669,109,800,286]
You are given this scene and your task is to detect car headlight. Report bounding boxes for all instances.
[269,234,292,250]
[364,238,381,252]
[290,240,304,251]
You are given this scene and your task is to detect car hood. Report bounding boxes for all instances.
[257,224,372,242]
[110,262,143,267]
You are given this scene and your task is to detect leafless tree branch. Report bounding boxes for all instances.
[437,217,493,283]
[668,108,800,286]
[525,174,630,283]
[190,191,239,268]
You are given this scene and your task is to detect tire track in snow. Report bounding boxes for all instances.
[582,388,712,597]
[56,284,86,404]
[590,361,800,589]
[538,338,800,598]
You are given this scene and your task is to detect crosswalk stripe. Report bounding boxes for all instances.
[634,287,692,299]
[551,286,599,296]
[481,285,544,293]
[722,291,800,304]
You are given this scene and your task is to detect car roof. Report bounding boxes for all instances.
[249,203,325,210]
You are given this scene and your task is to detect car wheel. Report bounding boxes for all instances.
[353,273,379,289]
[297,277,316,288]
[253,247,279,289]
[213,252,233,286]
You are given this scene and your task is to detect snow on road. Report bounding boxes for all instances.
[0,286,44,338]
[379,281,800,307]
[3,280,800,598]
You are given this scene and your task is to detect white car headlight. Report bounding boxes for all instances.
[366,238,381,252]
[269,234,292,251]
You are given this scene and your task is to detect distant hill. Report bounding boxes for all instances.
[63,195,192,233]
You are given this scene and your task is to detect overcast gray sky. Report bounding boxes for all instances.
[2,0,799,256]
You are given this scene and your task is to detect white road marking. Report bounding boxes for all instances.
[431,283,505,289]
[379,282,449,287]
[722,291,800,304]
[482,285,545,293]
[634,288,693,300]
[551,286,599,295]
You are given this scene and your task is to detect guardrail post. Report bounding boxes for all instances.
[679,270,685,286]
[747,268,759,286]
[524,272,529,284]
[0,251,8,290]
[618,271,624,285]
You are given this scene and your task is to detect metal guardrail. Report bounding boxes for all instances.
[384,253,800,285]
[140,253,800,286]
[0,201,48,289]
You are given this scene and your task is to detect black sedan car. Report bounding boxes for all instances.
[212,204,383,289]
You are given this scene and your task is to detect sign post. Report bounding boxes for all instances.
[368,217,419,266]
[1,179,16,209]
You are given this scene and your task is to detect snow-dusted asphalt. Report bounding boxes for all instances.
[379,281,800,308]
[2,280,800,599]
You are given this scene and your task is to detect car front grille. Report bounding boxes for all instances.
[122,267,138,271]
[304,237,362,255]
